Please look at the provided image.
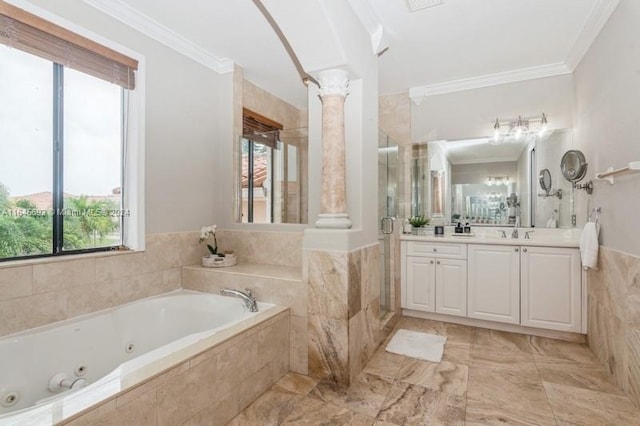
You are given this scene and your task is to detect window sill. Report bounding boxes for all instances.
[0,248,141,270]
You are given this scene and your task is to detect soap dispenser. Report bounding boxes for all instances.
[464,222,471,234]
[455,222,463,234]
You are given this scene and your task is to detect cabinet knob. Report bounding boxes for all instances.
[430,260,434,264]
[433,248,437,252]
[437,261,440,264]
[523,248,528,253]
[514,248,519,252]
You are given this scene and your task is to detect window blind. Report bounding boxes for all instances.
[242,108,282,149]
[0,1,138,89]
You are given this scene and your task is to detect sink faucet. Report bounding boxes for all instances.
[497,230,507,239]
[220,288,258,312]
[511,228,519,239]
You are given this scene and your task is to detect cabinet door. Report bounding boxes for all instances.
[521,246,581,332]
[468,244,520,324]
[404,256,436,312]
[435,258,467,317]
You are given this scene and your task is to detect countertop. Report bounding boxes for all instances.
[400,228,580,248]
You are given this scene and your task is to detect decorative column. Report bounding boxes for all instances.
[315,69,352,229]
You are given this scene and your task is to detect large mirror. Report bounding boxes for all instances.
[412,129,575,228]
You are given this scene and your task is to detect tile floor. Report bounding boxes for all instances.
[228,316,640,425]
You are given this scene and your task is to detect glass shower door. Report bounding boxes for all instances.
[379,130,399,317]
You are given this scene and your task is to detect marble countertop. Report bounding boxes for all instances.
[401,229,580,248]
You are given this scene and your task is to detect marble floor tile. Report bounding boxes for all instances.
[309,372,394,417]
[376,382,465,425]
[441,342,471,366]
[465,364,556,425]
[273,372,319,396]
[529,336,601,366]
[395,359,468,397]
[471,328,533,354]
[470,345,536,370]
[231,317,637,425]
[537,362,625,394]
[361,348,406,380]
[281,396,374,425]
[227,386,302,426]
[544,382,640,425]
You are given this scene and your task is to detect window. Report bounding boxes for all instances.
[0,1,139,260]
[239,109,307,224]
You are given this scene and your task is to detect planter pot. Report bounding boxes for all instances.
[202,254,237,268]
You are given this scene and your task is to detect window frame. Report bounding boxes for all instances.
[0,0,145,262]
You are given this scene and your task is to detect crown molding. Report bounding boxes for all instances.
[409,62,571,105]
[565,0,620,71]
[83,0,233,74]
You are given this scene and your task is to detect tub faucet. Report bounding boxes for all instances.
[220,288,258,312]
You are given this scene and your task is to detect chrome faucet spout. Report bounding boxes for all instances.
[220,288,258,312]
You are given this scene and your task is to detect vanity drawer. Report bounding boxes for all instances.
[406,242,467,259]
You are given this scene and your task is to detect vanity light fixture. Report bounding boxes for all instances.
[489,113,550,144]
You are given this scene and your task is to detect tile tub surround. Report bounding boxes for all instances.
[0,232,203,337]
[62,309,290,426]
[215,229,303,268]
[182,262,308,374]
[587,246,640,408]
[231,317,640,425]
[307,243,396,386]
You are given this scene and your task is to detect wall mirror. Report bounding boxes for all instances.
[560,149,588,182]
[411,129,576,228]
[539,169,552,194]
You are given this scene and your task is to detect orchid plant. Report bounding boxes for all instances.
[199,224,218,255]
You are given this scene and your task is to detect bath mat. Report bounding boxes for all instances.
[385,329,447,362]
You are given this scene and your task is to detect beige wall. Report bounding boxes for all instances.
[411,74,575,143]
[573,0,640,256]
[572,0,640,408]
[243,79,306,130]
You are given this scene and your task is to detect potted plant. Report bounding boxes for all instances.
[409,215,430,228]
[199,225,236,268]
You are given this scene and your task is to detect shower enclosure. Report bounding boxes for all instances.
[378,130,400,317]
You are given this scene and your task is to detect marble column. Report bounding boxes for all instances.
[315,69,352,229]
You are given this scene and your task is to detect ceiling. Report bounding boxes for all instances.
[85,0,607,109]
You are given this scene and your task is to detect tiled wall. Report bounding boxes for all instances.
[0,232,204,337]
[306,243,395,386]
[62,310,290,426]
[587,247,640,407]
[215,229,303,268]
[182,263,307,375]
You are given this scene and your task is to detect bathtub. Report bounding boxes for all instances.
[0,290,281,425]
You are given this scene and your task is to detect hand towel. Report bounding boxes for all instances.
[580,222,600,270]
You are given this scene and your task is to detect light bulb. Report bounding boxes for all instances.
[538,113,551,139]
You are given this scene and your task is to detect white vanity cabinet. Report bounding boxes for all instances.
[402,237,584,335]
[520,246,582,332]
[467,244,521,325]
[402,242,467,317]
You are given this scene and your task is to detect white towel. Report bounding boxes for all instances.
[385,329,447,362]
[580,222,600,270]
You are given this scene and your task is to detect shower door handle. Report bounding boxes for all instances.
[381,217,393,234]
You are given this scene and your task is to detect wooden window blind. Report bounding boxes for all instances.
[0,1,138,89]
[242,108,282,149]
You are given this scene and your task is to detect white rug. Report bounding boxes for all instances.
[385,329,447,362]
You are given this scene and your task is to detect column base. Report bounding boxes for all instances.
[315,213,352,229]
